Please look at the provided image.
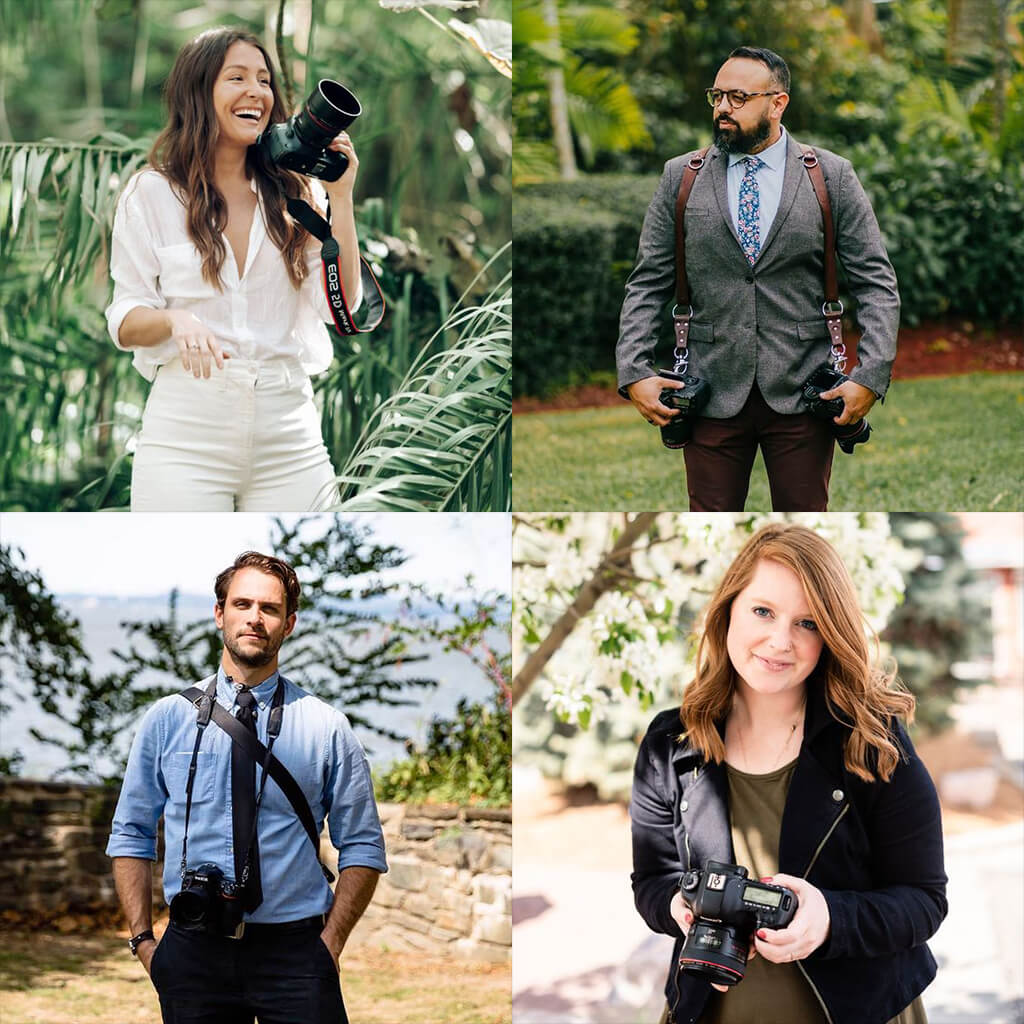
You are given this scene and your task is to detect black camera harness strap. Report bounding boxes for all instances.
[278,186,385,336]
[177,675,335,891]
[672,142,846,374]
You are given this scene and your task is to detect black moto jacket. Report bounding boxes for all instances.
[630,682,947,1024]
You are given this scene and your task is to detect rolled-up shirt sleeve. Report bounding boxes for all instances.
[324,712,387,874]
[105,184,166,350]
[106,701,169,860]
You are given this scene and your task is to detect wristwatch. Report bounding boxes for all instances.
[129,929,155,956]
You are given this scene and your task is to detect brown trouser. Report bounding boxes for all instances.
[683,382,835,512]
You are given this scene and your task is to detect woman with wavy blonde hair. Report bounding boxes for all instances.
[105,27,364,511]
[631,524,945,1024]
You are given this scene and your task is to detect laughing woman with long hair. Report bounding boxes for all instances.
[106,27,363,511]
[631,524,946,1024]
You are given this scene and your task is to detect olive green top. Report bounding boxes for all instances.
[692,758,929,1024]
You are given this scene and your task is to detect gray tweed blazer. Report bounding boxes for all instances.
[615,135,899,417]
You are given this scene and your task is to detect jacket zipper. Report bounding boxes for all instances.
[796,961,835,1024]
[670,768,700,1024]
[796,802,850,1024]
[803,803,850,877]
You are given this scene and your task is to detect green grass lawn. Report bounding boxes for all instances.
[512,373,1023,511]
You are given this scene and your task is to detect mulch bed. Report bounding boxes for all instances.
[513,319,1023,413]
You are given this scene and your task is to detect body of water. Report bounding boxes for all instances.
[1,592,502,779]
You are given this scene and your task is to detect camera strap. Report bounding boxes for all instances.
[179,675,218,879]
[672,147,711,375]
[178,676,336,885]
[282,189,385,336]
[799,146,846,373]
[672,142,846,374]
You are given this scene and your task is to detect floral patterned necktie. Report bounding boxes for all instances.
[737,156,766,264]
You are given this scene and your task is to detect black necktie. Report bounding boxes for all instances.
[231,688,262,911]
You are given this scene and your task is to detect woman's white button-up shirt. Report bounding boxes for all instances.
[105,168,360,381]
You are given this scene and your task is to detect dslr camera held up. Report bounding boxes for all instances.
[169,863,246,938]
[258,80,361,182]
[801,366,872,455]
[678,860,798,987]
[657,369,711,449]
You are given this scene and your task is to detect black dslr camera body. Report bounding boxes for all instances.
[801,366,872,454]
[657,369,711,449]
[169,863,245,938]
[257,79,361,182]
[679,860,798,987]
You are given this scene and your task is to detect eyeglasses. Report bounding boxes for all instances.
[705,88,782,109]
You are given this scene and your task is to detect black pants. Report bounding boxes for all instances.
[150,921,348,1024]
[683,382,835,512]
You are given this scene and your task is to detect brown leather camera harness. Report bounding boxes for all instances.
[670,143,846,377]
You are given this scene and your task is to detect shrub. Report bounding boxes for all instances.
[374,695,511,806]
[849,134,1024,325]
[513,177,677,396]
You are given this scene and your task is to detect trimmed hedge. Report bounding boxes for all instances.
[513,144,1024,398]
[513,178,658,397]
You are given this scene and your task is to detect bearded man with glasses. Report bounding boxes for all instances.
[616,47,899,512]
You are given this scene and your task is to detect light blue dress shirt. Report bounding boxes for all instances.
[106,667,388,924]
[726,126,788,246]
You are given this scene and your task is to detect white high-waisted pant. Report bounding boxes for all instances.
[130,357,339,511]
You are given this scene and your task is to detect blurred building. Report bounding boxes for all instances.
[954,513,1023,767]
[958,513,1024,687]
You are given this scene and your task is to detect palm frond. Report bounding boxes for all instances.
[333,246,511,512]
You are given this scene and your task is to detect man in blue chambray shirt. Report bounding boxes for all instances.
[106,551,387,1024]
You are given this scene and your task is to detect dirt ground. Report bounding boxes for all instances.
[0,926,511,1024]
[513,319,1024,413]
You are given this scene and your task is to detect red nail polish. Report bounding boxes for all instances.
[760,876,772,882]
[757,930,767,940]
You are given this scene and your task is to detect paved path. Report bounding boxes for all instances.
[512,819,1023,1024]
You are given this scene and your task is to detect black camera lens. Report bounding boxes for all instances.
[170,887,208,927]
[680,921,750,986]
[296,80,361,146]
[833,418,871,454]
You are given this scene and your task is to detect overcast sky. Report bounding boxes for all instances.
[0,512,510,597]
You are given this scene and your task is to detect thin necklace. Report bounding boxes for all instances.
[734,696,806,773]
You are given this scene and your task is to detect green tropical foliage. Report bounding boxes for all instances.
[0,0,511,510]
[336,251,511,511]
[513,0,650,180]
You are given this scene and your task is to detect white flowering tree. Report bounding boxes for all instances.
[512,513,913,798]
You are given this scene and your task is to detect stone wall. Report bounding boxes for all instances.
[0,779,130,915]
[0,781,511,963]
[347,802,511,962]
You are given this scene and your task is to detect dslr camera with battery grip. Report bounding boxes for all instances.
[801,366,872,454]
[678,860,799,987]
[657,370,711,449]
[169,862,246,938]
